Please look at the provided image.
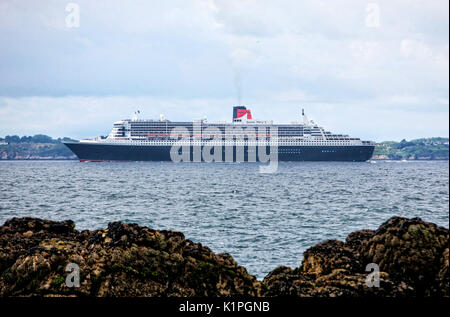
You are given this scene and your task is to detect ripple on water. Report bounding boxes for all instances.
[0,160,448,279]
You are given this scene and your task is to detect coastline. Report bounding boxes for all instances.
[0,158,77,161]
[1,136,448,161]
[0,216,448,297]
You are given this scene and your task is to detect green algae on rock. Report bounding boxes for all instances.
[263,217,448,297]
[0,218,260,296]
[0,216,448,297]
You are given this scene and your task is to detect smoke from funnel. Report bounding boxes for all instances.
[231,45,247,106]
[233,69,242,105]
[231,40,262,106]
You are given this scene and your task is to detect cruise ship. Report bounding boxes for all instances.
[63,106,375,162]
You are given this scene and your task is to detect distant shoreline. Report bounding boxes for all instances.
[1,135,448,161]
[0,158,78,161]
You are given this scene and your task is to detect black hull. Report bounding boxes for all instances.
[64,142,375,162]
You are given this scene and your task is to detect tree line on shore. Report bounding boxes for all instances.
[373,137,449,160]
[0,134,77,144]
[0,134,77,159]
[0,134,448,160]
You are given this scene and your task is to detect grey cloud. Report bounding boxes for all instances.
[0,0,448,141]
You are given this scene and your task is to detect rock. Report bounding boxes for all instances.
[22,231,33,238]
[360,217,449,296]
[300,240,362,275]
[0,216,448,297]
[437,248,449,297]
[0,218,260,297]
[345,230,375,251]
[263,216,448,297]
[3,217,75,234]
[263,266,414,297]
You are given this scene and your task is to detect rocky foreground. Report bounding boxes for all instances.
[0,216,448,297]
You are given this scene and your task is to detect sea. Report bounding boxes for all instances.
[0,160,448,280]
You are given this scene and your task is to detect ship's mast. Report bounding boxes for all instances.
[132,110,140,121]
[302,108,311,126]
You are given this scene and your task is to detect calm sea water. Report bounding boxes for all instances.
[0,160,448,279]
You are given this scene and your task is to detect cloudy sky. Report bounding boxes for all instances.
[0,0,448,141]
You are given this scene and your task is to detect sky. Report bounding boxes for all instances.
[0,0,448,142]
